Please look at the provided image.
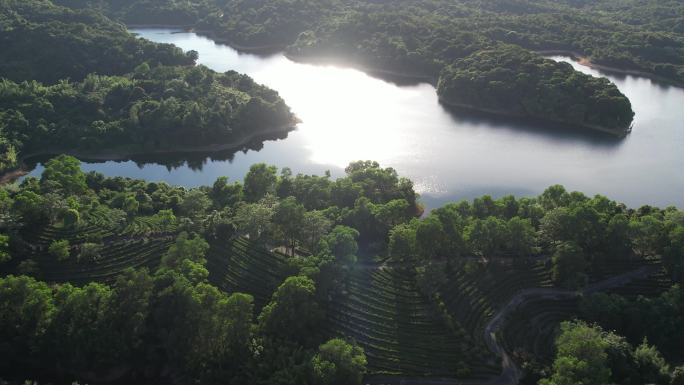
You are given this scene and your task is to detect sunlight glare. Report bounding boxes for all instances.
[255,60,420,168]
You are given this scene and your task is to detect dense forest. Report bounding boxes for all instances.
[437,45,634,132]
[46,0,677,133]
[0,0,295,175]
[0,156,683,385]
[52,0,684,86]
[0,0,193,84]
[1,1,684,384]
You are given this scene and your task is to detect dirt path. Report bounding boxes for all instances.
[365,264,661,385]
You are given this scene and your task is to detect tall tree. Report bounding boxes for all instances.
[243,163,278,202]
[321,226,359,264]
[552,242,588,289]
[258,275,323,346]
[300,210,332,253]
[539,321,613,385]
[40,155,87,196]
[273,196,305,255]
[310,339,367,385]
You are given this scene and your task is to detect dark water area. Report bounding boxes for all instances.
[27,29,684,209]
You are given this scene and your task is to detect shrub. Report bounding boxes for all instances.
[49,240,70,261]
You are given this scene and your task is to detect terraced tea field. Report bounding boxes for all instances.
[7,221,174,284]
[327,267,484,378]
[206,237,291,309]
[31,238,174,284]
[438,262,552,346]
[4,221,670,384]
[500,297,580,363]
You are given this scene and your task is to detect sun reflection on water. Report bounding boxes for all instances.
[79,29,684,209]
[249,59,427,168]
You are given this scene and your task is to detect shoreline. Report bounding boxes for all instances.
[284,52,438,85]
[438,99,630,137]
[127,27,638,136]
[129,26,632,140]
[537,50,684,87]
[0,166,29,185]
[127,24,286,54]
[128,25,682,89]
[129,24,437,83]
[0,123,297,184]
[21,123,296,161]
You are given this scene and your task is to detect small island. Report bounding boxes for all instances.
[437,45,635,135]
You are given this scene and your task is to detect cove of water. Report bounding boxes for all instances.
[27,29,684,209]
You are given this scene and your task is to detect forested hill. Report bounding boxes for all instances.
[438,45,635,132]
[1,157,683,385]
[0,0,296,175]
[52,0,684,133]
[51,0,684,84]
[0,0,195,83]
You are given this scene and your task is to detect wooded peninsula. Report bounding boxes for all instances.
[0,0,296,175]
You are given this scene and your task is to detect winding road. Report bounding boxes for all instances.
[365,264,661,385]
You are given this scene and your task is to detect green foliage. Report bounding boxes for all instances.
[551,242,588,289]
[540,321,675,385]
[0,0,195,84]
[11,190,45,224]
[258,275,323,346]
[506,217,537,256]
[161,232,209,280]
[232,199,275,242]
[631,215,668,257]
[151,209,177,232]
[300,210,332,253]
[416,216,447,259]
[151,271,255,381]
[0,3,294,175]
[77,242,103,263]
[539,321,614,385]
[244,164,278,202]
[273,196,305,254]
[0,275,55,361]
[17,259,38,275]
[580,286,684,359]
[1,159,683,384]
[438,45,634,131]
[62,209,80,228]
[0,268,255,384]
[179,190,211,219]
[634,339,671,385]
[0,234,9,264]
[310,339,367,385]
[665,225,684,282]
[210,176,242,209]
[0,66,293,168]
[467,216,509,257]
[320,226,359,264]
[72,0,684,132]
[48,239,70,261]
[40,155,87,196]
[388,195,542,262]
[672,366,684,385]
[388,222,418,264]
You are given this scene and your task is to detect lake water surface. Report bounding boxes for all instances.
[29,29,684,209]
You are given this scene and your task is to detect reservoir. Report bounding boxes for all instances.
[28,29,684,209]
